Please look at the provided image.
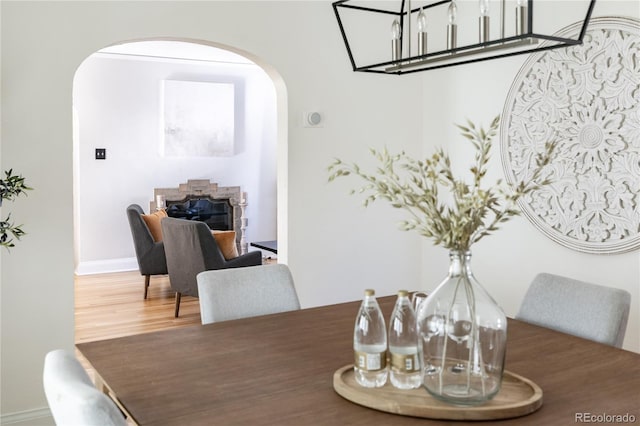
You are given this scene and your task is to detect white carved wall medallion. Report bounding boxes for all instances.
[501,17,640,254]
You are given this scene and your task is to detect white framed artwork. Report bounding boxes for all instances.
[161,80,235,157]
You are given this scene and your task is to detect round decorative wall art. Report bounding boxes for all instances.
[501,17,640,254]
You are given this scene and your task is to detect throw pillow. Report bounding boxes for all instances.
[141,209,168,242]
[212,230,239,260]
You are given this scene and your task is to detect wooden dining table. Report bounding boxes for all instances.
[76,296,640,425]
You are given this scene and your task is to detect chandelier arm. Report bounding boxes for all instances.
[578,0,597,41]
[333,0,596,75]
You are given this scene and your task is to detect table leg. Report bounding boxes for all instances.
[93,371,138,425]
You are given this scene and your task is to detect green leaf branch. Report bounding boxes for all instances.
[0,213,27,249]
[328,116,556,252]
[1,169,32,249]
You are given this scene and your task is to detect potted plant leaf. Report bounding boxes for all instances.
[1,169,32,249]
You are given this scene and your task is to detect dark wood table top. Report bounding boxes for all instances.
[77,296,640,425]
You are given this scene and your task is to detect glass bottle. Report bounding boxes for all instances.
[416,251,507,405]
[353,289,388,388]
[388,290,422,389]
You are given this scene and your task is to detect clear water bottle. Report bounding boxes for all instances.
[353,289,388,388]
[388,290,422,389]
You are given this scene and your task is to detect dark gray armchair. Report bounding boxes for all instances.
[161,217,263,317]
[126,204,168,299]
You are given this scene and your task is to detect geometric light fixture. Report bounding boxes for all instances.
[332,0,596,74]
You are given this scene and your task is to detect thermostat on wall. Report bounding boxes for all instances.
[303,111,323,128]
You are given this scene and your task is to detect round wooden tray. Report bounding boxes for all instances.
[333,365,543,421]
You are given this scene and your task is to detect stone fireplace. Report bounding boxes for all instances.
[152,180,248,253]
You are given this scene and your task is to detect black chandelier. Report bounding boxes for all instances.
[332,0,596,74]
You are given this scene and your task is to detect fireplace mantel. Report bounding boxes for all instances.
[152,180,248,253]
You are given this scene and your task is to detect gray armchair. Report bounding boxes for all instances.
[161,217,263,317]
[126,204,168,299]
[516,273,631,348]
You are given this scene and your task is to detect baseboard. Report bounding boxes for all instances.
[75,257,138,276]
[1,407,53,425]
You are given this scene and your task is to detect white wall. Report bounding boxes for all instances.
[419,0,640,353]
[73,49,278,274]
[1,1,423,420]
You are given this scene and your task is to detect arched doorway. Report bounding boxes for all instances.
[72,38,288,277]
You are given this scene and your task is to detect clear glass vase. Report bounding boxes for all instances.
[416,250,507,406]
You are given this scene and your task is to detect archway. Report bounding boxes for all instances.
[72,38,288,278]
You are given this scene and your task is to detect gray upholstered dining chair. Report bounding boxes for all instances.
[197,264,300,325]
[161,217,263,317]
[516,273,631,348]
[126,204,168,299]
[43,349,126,426]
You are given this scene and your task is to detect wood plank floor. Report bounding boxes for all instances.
[75,271,201,344]
[75,253,276,343]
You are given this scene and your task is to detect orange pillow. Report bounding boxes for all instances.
[212,230,239,260]
[141,209,168,242]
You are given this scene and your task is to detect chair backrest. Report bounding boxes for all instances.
[126,204,167,275]
[197,264,301,324]
[43,349,127,426]
[516,273,631,348]
[161,217,227,297]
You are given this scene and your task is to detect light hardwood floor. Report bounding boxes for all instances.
[75,271,201,345]
[75,253,276,342]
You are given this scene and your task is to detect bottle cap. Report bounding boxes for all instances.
[397,290,408,297]
[364,289,375,296]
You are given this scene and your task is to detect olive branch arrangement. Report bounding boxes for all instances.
[1,169,32,249]
[328,116,556,252]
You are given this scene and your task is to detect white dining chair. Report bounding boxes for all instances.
[43,349,127,426]
[516,273,631,348]
[197,264,300,324]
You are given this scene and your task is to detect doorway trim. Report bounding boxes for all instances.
[72,37,289,268]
